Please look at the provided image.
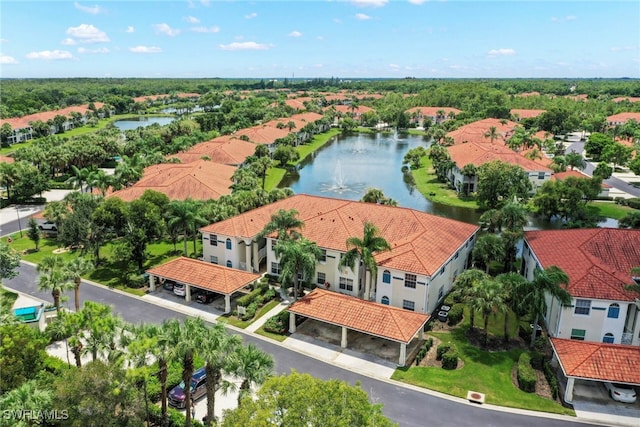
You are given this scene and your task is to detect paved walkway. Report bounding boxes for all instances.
[245,299,289,332]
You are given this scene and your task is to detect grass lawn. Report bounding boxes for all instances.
[224,299,280,329]
[1,287,18,306]
[587,201,637,220]
[255,325,288,342]
[264,167,287,191]
[294,129,341,163]
[392,326,574,416]
[411,154,479,209]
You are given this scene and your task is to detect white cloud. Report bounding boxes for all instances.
[184,16,200,24]
[0,39,8,43]
[389,63,400,69]
[355,13,372,20]
[153,23,181,36]
[218,41,271,51]
[191,26,220,33]
[610,45,638,52]
[77,47,109,54]
[288,31,302,37]
[26,50,73,60]
[408,0,428,4]
[0,55,18,64]
[200,0,210,6]
[125,26,135,33]
[351,0,387,7]
[487,48,516,56]
[66,24,110,43]
[129,46,162,53]
[551,15,577,23]
[61,38,77,46]
[245,12,257,19]
[316,36,324,41]
[74,2,104,15]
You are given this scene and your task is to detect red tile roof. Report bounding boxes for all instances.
[550,338,640,384]
[0,156,14,164]
[552,170,611,188]
[510,109,546,119]
[525,229,640,301]
[262,112,324,132]
[0,103,106,130]
[108,159,235,202]
[447,118,518,145]
[288,289,429,343]
[405,107,461,117]
[607,112,640,124]
[234,125,291,145]
[147,257,259,294]
[447,141,552,172]
[612,97,640,103]
[332,105,374,115]
[170,136,256,165]
[516,92,541,97]
[201,194,478,276]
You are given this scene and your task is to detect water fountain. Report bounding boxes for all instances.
[352,137,366,154]
[333,160,346,189]
[319,159,365,194]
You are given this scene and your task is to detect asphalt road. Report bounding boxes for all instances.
[5,262,593,427]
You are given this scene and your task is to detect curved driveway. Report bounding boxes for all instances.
[6,262,594,427]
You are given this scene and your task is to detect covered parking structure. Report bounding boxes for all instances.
[288,289,430,366]
[147,257,261,314]
[550,338,640,404]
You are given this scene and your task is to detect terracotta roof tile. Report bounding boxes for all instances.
[234,125,291,145]
[170,136,256,165]
[525,229,640,301]
[201,194,478,276]
[552,170,611,188]
[108,159,235,202]
[147,257,259,294]
[0,103,106,130]
[447,141,552,172]
[607,112,640,124]
[551,338,640,384]
[333,105,375,115]
[612,97,640,103]
[405,107,461,117]
[510,109,546,119]
[0,156,14,164]
[288,289,429,343]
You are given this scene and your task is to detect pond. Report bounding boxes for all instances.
[112,116,175,132]
[279,132,618,229]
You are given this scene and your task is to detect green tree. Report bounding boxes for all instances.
[518,266,571,347]
[166,199,206,257]
[496,272,528,343]
[259,209,304,241]
[584,132,613,161]
[122,198,165,270]
[452,269,490,329]
[565,151,586,171]
[476,160,532,209]
[63,257,92,311]
[593,162,613,180]
[601,142,633,170]
[470,278,506,345]
[0,380,53,427]
[402,146,426,169]
[0,324,48,394]
[628,156,640,176]
[26,218,40,251]
[619,211,640,229]
[0,242,21,283]
[249,156,273,189]
[230,343,274,406]
[472,234,503,273]
[273,145,299,167]
[339,221,392,300]
[222,370,396,427]
[37,256,73,314]
[275,237,322,300]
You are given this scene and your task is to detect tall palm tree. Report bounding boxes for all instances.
[37,268,73,314]
[484,126,501,144]
[518,266,571,347]
[63,257,92,311]
[166,199,206,257]
[469,278,506,346]
[275,237,322,300]
[452,268,490,329]
[361,187,386,204]
[259,208,304,241]
[0,380,53,419]
[82,301,122,362]
[339,221,391,300]
[472,234,503,274]
[230,343,274,406]
[200,322,241,426]
[496,272,528,343]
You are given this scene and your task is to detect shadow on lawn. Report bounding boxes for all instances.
[446,326,524,367]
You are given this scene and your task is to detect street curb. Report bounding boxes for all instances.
[16,260,615,427]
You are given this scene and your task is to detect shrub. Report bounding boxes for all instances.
[423,337,434,352]
[626,198,640,210]
[263,287,277,302]
[543,360,560,400]
[42,354,70,376]
[530,351,544,370]
[436,344,451,361]
[264,311,289,335]
[442,350,459,370]
[447,304,464,326]
[148,404,204,427]
[517,353,536,393]
[237,287,263,307]
[241,301,259,321]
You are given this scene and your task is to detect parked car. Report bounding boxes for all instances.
[168,367,207,408]
[195,290,216,304]
[173,282,186,297]
[162,280,175,291]
[38,221,57,232]
[604,382,637,404]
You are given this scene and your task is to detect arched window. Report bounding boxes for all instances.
[226,238,232,250]
[602,333,614,344]
[226,260,232,268]
[381,296,390,305]
[607,303,620,319]
[382,270,391,284]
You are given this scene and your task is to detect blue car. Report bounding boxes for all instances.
[168,367,207,408]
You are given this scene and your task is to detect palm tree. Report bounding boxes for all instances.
[259,208,304,241]
[470,278,507,346]
[496,272,528,343]
[82,301,123,362]
[484,126,501,144]
[200,322,241,426]
[361,187,386,204]
[166,199,206,257]
[249,156,273,189]
[38,268,73,314]
[565,151,586,171]
[63,257,92,311]
[230,343,274,406]
[275,237,322,300]
[47,310,85,367]
[339,221,392,300]
[66,165,90,192]
[472,234,503,274]
[518,266,571,347]
[0,380,53,419]
[451,269,490,329]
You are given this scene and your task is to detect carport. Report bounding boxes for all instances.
[550,338,640,403]
[147,257,260,314]
[287,289,429,366]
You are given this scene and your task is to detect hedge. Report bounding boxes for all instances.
[517,353,536,393]
[148,404,204,427]
[240,301,259,321]
[447,304,464,326]
[436,344,451,361]
[442,350,459,370]
[264,310,289,335]
[415,338,434,365]
[543,360,560,400]
[530,351,544,370]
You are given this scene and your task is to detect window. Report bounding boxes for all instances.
[210,256,218,265]
[607,303,620,319]
[339,277,353,292]
[454,251,459,260]
[404,273,417,289]
[317,272,326,285]
[209,234,217,246]
[226,260,232,268]
[402,300,415,311]
[226,238,232,250]
[319,249,327,262]
[437,286,444,301]
[602,333,614,344]
[574,299,591,315]
[382,270,391,284]
[538,172,546,180]
[570,329,586,340]
[381,296,390,305]
[440,266,445,275]
[271,262,281,275]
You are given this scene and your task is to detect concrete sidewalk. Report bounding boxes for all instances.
[245,300,289,333]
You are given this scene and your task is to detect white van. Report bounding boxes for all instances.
[173,282,186,297]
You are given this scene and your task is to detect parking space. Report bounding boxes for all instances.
[571,380,640,427]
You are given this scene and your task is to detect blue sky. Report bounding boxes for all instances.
[1,1,638,79]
